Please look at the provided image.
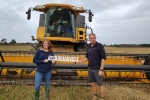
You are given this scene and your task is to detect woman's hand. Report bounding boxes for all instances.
[44,59,49,63]
[52,60,56,64]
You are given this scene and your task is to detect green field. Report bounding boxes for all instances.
[0,84,150,100]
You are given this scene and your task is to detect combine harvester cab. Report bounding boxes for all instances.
[26,4,94,52]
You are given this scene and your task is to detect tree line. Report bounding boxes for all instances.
[107,44,150,47]
[0,38,31,44]
[1,38,16,44]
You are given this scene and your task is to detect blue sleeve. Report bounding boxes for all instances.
[33,50,44,64]
[99,44,106,60]
[52,52,54,56]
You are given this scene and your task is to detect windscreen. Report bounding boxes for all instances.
[45,7,74,38]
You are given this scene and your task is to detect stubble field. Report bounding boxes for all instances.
[0,84,150,100]
[0,45,150,100]
[0,44,150,54]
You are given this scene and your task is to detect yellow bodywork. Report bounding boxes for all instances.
[76,28,86,42]
[0,54,149,83]
[36,27,86,43]
[36,26,45,41]
[34,4,85,16]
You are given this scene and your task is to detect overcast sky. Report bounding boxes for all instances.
[0,0,150,45]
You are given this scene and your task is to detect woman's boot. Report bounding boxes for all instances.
[45,87,50,100]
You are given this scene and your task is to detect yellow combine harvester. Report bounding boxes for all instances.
[26,3,94,52]
[0,3,150,85]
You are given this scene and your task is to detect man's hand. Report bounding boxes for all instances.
[44,59,49,63]
[98,70,103,76]
[78,58,87,64]
[79,60,84,64]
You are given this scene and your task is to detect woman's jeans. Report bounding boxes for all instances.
[34,71,51,91]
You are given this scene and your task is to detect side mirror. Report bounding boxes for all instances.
[31,36,35,41]
[26,8,31,20]
[88,11,94,22]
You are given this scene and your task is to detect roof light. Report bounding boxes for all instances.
[35,5,45,9]
[72,6,84,10]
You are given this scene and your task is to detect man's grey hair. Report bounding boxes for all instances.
[89,33,96,38]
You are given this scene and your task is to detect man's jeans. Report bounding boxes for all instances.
[34,71,51,91]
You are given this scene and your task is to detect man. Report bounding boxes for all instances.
[79,33,106,100]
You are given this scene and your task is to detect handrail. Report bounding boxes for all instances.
[0,62,150,70]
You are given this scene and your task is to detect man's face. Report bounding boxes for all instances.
[89,35,96,44]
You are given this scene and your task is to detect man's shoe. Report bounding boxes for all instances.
[98,97,105,100]
[91,95,97,100]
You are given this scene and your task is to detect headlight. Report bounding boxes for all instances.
[72,6,84,10]
[35,5,45,9]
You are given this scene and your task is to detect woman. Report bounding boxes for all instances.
[33,39,56,100]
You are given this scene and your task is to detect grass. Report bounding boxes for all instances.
[0,45,150,54]
[0,84,150,100]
